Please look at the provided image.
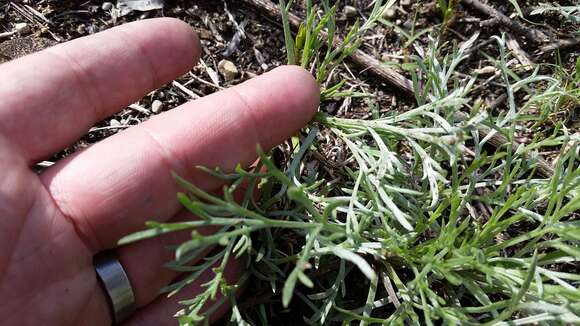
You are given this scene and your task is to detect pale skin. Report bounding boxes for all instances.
[0,18,319,325]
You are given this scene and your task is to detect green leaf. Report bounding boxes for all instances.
[575,56,580,83]
[282,269,299,307]
[508,0,524,17]
[330,246,376,281]
[279,0,296,65]
[177,192,210,220]
[118,228,163,245]
[297,270,314,288]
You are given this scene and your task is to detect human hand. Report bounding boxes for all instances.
[0,18,319,325]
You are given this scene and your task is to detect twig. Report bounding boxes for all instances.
[10,3,35,23]
[456,111,554,178]
[0,31,15,40]
[506,34,533,68]
[172,80,201,99]
[10,2,62,42]
[380,269,401,308]
[24,4,53,25]
[481,128,554,178]
[222,1,247,57]
[89,125,130,132]
[462,0,549,43]
[539,37,580,54]
[240,0,413,94]
[128,103,151,115]
[186,72,225,91]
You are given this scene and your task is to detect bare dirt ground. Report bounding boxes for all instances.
[1,0,578,324]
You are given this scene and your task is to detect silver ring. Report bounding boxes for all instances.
[94,251,136,324]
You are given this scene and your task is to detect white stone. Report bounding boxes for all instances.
[474,66,498,75]
[344,5,357,18]
[384,8,397,19]
[109,119,122,127]
[76,24,86,34]
[218,59,239,82]
[14,23,30,35]
[102,2,113,11]
[151,100,164,113]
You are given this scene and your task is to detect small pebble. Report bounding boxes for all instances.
[87,5,99,14]
[151,100,164,114]
[172,6,183,14]
[76,24,86,35]
[383,8,397,19]
[218,59,239,82]
[474,66,497,75]
[261,63,268,71]
[343,5,357,18]
[102,2,113,11]
[400,0,411,6]
[87,25,99,34]
[109,119,122,127]
[14,23,30,35]
[381,52,398,62]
